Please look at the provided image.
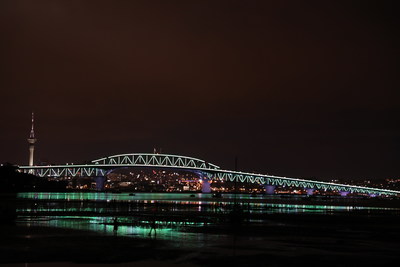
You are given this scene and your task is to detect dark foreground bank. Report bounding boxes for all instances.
[1,211,400,267]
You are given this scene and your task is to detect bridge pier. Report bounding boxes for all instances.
[264,185,276,195]
[94,176,106,191]
[201,179,212,193]
[306,188,315,196]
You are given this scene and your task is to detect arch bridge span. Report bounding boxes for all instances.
[91,153,220,170]
[19,153,400,197]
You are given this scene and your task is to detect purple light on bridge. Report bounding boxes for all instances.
[201,179,211,193]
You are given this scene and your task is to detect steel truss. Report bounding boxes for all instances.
[27,166,107,177]
[205,170,398,196]
[91,153,220,170]
[19,153,400,196]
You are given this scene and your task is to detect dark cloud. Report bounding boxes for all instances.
[1,0,399,180]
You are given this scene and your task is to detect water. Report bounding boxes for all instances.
[18,192,280,201]
[14,192,399,246]
[17,215,222,248]
[16,192,396,214]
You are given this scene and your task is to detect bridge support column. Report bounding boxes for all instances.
[306,188,315,196]
[340,191,349,197]
[201,179,212,193]
[264,185,276,195]
[94,176,106,191]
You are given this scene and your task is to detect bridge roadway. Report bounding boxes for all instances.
[19,153,400,197]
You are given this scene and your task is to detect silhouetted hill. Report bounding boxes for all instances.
[0,163,67,192]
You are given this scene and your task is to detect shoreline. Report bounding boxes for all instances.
[2,211,400,266]
[10,192,400,208]
[2,191,400,266]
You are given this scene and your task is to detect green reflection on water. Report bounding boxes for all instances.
[16,203,387,215]
[17,215,222,247]
[16,192,395,215]
[18,192,305,201]
[14,192,399,247]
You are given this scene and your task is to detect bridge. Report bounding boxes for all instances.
[19,153,400,196]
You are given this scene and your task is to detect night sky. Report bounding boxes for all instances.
[0,0,398,181]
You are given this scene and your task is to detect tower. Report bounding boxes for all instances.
[27,112,37,166]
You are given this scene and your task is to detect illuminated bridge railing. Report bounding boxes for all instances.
[205,170,400,196]
[91,153,220,170]
[18,153,400,196]
[19,166,400,196]
[19,153,220,178]
[21,166,107,177]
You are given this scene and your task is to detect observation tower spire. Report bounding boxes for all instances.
[27,112,37,166]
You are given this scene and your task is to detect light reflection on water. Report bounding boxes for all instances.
[18,192,275,201]
[16,192,395,214]
[15,192,398,242]
[17,215,226,247]
[16,203,379,214]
